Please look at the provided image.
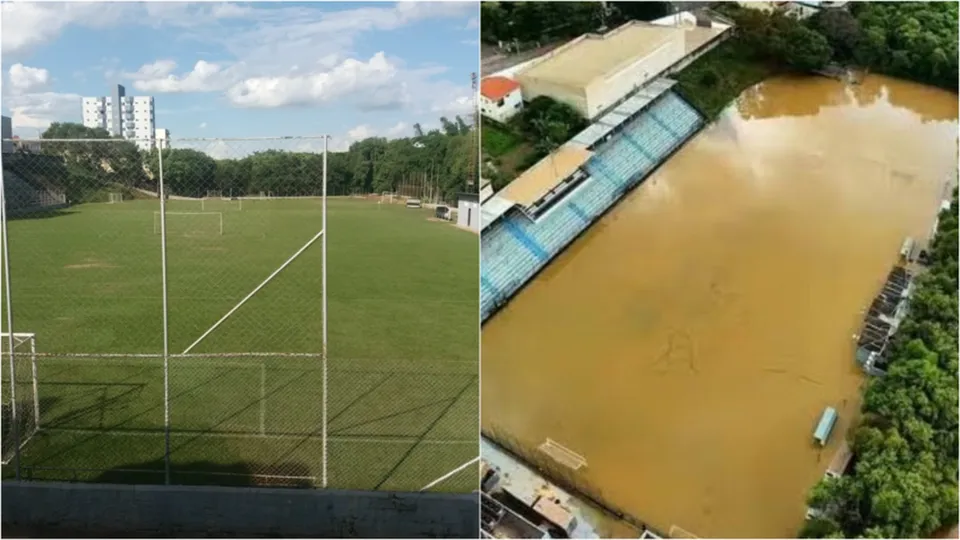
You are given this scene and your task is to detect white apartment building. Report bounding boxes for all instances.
[82,84,156,150]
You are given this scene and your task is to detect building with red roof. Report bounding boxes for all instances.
[480,76,523,123]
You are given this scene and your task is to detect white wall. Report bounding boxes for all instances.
[584,32,684,118]
[458,198,480,231]
[480,88,524,124]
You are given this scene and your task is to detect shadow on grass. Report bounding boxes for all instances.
[6,208,77,221]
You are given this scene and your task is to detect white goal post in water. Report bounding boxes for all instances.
[154,211,223,235]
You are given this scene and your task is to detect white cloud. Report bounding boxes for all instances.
[225,52,399,108]
[129,60,238,93]
[386,122,410,137]
[464,17,479,30]
[347,125,376,141]
[8,63,50,92]
[1,2,129,56]
[199,122,208,129]
[3,91,82,132]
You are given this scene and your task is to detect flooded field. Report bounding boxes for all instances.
[481,75,958,538]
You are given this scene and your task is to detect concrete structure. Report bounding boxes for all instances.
[480,80,706,321]
[781,1,850,19]
[156,128,171,149]
[515,22,686,120]
[855,265,913,375]
[2,481,478,538]
[458,192,480,231]
[83,84,156,150]
[1,115,12,154]
[480,76,524,123]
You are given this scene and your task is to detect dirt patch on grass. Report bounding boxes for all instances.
[64,260,117,270]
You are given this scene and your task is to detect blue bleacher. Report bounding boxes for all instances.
[480,90,705,321]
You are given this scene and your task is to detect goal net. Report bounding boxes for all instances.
[201,198,242,211]
[108,192,123,204]
[154,211,223,236]
[1,333,40,465]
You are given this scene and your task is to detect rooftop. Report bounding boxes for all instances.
[516,21,682,92]
[498,144,594,208]
[481,76,521,101]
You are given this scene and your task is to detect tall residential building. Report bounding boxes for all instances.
[82,84,156,150]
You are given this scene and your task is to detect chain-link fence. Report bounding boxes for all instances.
[1,137,478,492]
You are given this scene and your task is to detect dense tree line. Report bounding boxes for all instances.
[801,191,958,539]
[35,119,475,202]
[678,2,957,120]
[480,1,671,47]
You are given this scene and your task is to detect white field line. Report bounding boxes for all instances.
[182,229,325,354]
[419,456,479,491]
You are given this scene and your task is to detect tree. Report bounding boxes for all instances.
[148,148,216,197]
[813,9,863,61]
[780,24,833,71]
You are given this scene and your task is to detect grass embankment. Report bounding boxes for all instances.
[674,40,781,121]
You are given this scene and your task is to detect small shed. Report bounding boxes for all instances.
[458,192,480,231]
[813,407,838,446]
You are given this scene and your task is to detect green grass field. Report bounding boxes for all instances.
[1,197,478,491]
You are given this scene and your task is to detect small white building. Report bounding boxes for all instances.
[457,192,480,232]
[480,76,523,124]
[155,128,170,149]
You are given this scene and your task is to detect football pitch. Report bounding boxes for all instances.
[1,197,478,491]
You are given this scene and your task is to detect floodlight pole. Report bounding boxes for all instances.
[158,148,172,485]
[322,135,329,489]
[0,162,22,480]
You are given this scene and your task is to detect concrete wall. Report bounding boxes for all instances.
[2,481,478,538]
[584,33,684,119]
[515,75,589,119]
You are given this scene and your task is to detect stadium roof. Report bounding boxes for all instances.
[516,22,681,92]
[498,144,594,208]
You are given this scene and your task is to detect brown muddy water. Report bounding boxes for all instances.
[481,75,958,538]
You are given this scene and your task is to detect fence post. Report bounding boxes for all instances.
[1,161,22,481]
[322,136,329,489]
[158,147,172,485]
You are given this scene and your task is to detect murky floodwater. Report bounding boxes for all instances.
[481,75,958,538]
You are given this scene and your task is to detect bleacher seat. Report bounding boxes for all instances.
[481,90,705,321]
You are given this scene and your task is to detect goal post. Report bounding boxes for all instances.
[154,211,223,236]
[108,192,123,204]
[1,332,40,465]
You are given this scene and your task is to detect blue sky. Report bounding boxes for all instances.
[1,1,478,150]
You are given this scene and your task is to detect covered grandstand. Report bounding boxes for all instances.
[480,78,705,321]
[1,153,69,215]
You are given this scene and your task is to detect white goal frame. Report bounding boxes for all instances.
[108,192,123,204]
[155,137,330,486]
[1,332,40,465]
[154,211,223,236]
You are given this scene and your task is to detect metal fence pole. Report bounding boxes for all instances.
[1,166,22,480]
[321,135,329,489]
[158,148,172,485]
